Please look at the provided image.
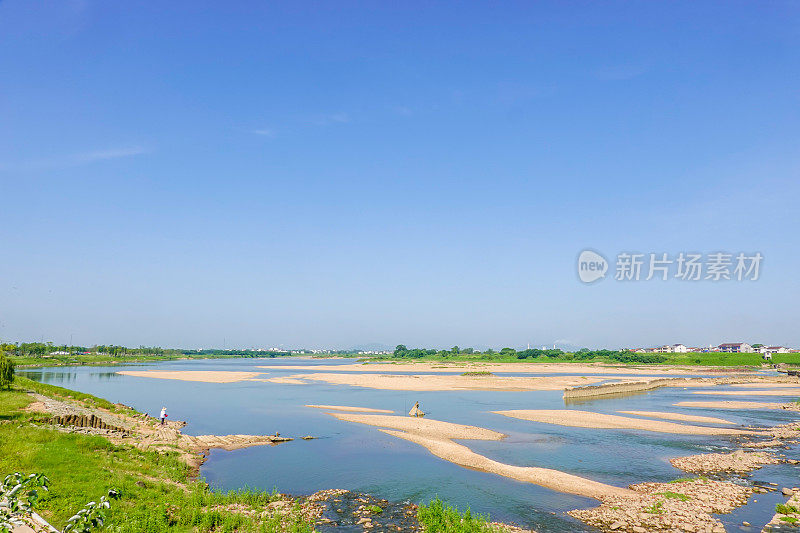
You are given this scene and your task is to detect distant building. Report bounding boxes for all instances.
[672,344,688,353]
[718,342,754,353]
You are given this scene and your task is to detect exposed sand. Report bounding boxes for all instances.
[674,400,785,409]
[262,377,310,385]
[257,362,722,376]
[729,382,800,388]
[617,410,734,424]
[306,405,394,413]
[329,413,632,500]
[280,372,624,391]
[692,389,800,396]
[494,409,757,435]
[117,370,263,383]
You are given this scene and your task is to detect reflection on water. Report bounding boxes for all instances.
[20,359,800,532]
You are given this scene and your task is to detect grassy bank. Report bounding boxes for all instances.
[0,379,313,532]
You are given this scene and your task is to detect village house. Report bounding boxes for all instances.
[718,342,754,353]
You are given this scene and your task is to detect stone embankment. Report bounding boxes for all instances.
[762,488,800,531]
[563,378,682,399]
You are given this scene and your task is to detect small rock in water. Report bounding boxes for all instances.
[783,487,795,496]
[742,521,750,526]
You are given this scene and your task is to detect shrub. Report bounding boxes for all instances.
[0,353,14,390]
[418,498,496,532]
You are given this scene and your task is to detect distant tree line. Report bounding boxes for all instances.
[392,345,666,364]
[0,342,290,359]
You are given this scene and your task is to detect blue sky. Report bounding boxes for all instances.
[1,1,799,350]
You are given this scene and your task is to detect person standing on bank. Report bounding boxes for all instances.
[160,406,167,425]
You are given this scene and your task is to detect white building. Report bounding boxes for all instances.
[671,344,688,353]
[718,342,754,353]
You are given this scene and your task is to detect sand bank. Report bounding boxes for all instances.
[494,409,756,435]
[281,372,621,391]
[674,400,784,409]
[117,370,263,383]
[670,450,779,474]
[329,413,632,500]
[618,410,734,424]
[263,377,310,385]
[306,405,394,413]
[257,362,722,376]
[692,389,800,396]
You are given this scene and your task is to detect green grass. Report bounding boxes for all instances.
[460,371,493,376]
[776,503,799,515]
[780,516,799,523]
[644,501,665,514]
[0,385,314,532]
[417,498,496,532]
[657,491,689,501]
[367,505,383,514]
[12,376,121,411]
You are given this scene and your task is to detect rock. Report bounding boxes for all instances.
[608,521,624,530]
[632,527,646,533]
[782,488,795,496]
[742,521,750,526]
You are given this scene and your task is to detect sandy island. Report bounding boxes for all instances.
[328,413,633,500]
[494,409,757,435]
[617,410,734,424]
[306,405,394,413]
[257,362,730,376]
[117,370,263,383]
[277,372,637,391]
[674,400,785,409]
[692,389,800,397]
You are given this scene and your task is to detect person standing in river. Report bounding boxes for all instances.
[159,406,167,426]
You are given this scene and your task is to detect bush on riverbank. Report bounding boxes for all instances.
[0,352,14,390]
[418,498,496,532]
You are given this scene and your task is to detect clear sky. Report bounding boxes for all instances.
[1,1,798,350]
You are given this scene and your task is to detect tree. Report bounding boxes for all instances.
[451,346,460,355]
[0,352,13,390]
[393,345,408,357]
[500,347,517,357]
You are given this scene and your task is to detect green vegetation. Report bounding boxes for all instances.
[644,501,665,514]
[776,503,799,515]
[657,491,689,501]
[1,341,292,367]
[0,472,49,533]
[460,371,493,376]
[0,352,14,389]
[417,498,496,532]
[780,516,798,523]
[386,344,800,367]
[367,505,383,514]
[0,381,313,532]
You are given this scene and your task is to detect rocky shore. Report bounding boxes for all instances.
[670,450,780,474]
[569,478,750,533]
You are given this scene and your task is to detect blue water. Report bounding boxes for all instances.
[19,359,800,532]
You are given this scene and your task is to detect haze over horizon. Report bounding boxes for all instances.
[2,2,799,350]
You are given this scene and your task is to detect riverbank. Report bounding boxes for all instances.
[0,377,529,533]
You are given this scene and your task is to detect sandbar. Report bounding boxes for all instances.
[281,372,615,391]
[617,410,734,424]
[729,382,800,388]
[494,410,756,435]
[264,377,310,385]
[674,401,784,409]
[306,405,394,413]
[329,413,632,500]
[692,389,800,396]
[117,370,263,383]
[257,362,721,376]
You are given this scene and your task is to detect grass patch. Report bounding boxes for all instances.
[418,498,496,532]
[0,385,313,532]
[644,501,664,514]
[367,505,383,514]
[658,491,689,501]
[780,516,799,523]
[776,503,799,515]
[460,371,493,377]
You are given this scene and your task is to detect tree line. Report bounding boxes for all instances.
[392,345,666,364]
